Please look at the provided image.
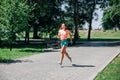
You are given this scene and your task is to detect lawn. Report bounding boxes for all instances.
[94,54,120,80]
[0,30,120,63]
[0,45,44,63]
[79,30,120,40]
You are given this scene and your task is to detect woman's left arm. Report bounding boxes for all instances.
[69,31,72,44]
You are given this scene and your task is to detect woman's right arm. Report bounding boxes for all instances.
[58,31,60,39]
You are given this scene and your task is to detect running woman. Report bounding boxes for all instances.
[58,23,73,65]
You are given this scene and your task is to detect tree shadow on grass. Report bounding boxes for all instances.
[0,59,33,64]
[72,41,120,47]
[19,49,43,53]
[43,49,60,53]
[19,48,59,53]
[0,44,46,50]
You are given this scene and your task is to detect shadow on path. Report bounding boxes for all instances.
[61,64,95,68]
[0,59,33,64]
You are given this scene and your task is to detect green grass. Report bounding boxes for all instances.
[27,30,120,40]
[79,30,120,40]
[0,45,44,63]
[0,30,120,63]
[94,54,120,80]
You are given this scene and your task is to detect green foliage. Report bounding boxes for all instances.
[28,0,62,39]
[102,0,120,30]
[0,0,32,41]
[109,0,120,5]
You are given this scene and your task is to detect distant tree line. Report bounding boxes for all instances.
[0,0,119,49]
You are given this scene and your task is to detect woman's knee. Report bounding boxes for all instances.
[61,48,65,54]
[61,46,66,53]
[61,50,65,54]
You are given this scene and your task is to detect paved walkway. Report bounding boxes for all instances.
[0,41,120,80]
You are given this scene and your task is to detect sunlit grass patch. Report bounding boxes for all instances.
[94,54,120,80]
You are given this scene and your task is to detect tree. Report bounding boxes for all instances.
[27,0,63,39]
[73,0,79,44]
[64,0,98,41]
[86,0,96,41]
[102,0,120,30]
[0,0,31,51]
[26,0,46,39]
[38,0,63,39]
[63,0,87,44]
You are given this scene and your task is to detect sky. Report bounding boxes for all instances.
[83,5,104,30]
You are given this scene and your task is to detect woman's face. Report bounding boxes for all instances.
[61,24,66,30]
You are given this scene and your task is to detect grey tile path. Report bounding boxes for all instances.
[0,41,120,80]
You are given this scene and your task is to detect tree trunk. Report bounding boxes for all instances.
[73,0,79,44]
[88,19,92,41]
[87,0,96,41]
[25,26,30,44]
[10,42,12,51]
[25,31,29,44]
[33,26,39,39]
[9,26,14,51]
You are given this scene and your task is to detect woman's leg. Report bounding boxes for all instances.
[64,46,72,62]
[59,45,66,65]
